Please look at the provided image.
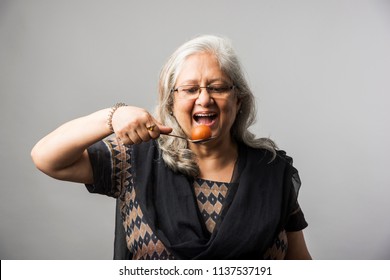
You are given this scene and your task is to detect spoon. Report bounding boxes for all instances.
[161,133,216,144]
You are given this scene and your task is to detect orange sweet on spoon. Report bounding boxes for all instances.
[191,125,212,141]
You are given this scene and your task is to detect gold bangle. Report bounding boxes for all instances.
[107,102,126,132]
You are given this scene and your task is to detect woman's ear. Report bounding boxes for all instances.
[236,98,242,115]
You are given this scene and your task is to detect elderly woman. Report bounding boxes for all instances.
[31,35,311,260]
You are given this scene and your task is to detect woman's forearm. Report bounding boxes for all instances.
[31,108,112,180]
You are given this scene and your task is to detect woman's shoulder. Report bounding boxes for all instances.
[275,149,294,165]
[241,142,295,167]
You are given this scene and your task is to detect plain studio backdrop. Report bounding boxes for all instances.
[1,0,389,260]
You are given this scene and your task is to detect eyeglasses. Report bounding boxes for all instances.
[171,84,235,100]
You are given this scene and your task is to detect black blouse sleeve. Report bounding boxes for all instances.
[277,151,308,232]
[285,168,308,232]
[84,137,127,198]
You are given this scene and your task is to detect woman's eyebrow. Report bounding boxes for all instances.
[207,78,227,84]
[177,78,228,86]
[179,79,199,85]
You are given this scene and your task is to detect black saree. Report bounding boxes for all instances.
[120,140,304,259]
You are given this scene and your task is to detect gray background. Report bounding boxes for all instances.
[1,0,389,259]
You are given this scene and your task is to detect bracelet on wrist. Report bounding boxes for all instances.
[107,102,126,132]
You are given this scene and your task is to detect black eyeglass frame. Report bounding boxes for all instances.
[170,84,235,95]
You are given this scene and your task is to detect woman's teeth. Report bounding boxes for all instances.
[194,113,217,124]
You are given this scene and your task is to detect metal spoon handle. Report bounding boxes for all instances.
[161,132,216,143]
[162,133,187,140]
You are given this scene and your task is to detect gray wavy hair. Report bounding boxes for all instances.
[155,35,276,177]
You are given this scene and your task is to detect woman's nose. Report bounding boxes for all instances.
[195,88,214,106]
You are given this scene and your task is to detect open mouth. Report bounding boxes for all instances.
[193,112,218,125]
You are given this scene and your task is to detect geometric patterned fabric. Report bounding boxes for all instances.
[193,178,228,233]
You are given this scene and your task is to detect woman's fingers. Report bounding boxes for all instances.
[126,130,144,145]
[155,120,173,135]
[145,118,174,138]
[111,106,172,145]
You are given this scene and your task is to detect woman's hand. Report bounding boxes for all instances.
[111,106,172,145]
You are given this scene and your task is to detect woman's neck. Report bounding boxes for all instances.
[191,137,239,182]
